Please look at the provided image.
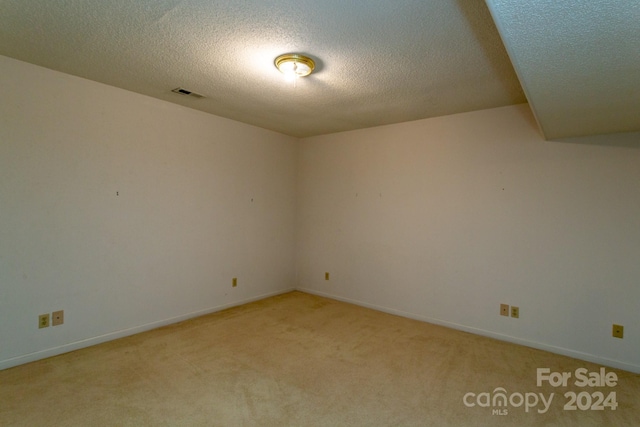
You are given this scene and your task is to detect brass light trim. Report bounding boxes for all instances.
[274,53,315,77]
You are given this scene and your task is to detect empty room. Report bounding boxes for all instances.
[1,1,639,426]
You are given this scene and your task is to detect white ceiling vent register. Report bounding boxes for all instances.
[171,87,205,99]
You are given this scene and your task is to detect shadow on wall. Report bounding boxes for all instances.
[555,131,640,148]
[455,0,526,105]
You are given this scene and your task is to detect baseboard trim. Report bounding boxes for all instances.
[0,288,295,371]
[297,287,640,374]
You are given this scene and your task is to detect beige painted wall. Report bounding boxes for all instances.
[297,104,640,372]
[0,56,298,368]
[2,54,638,373]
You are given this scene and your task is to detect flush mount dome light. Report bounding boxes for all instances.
[274,53,315,78]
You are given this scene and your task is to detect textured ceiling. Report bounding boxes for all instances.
[486,0,640,140]
[0,1,637,139]
[0,0,525,137]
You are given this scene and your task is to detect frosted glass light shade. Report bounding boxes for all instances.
[274,54,315,77]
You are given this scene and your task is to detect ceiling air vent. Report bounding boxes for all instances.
[171,87,205,99]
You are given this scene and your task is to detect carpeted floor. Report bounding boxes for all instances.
[1,291,638,426]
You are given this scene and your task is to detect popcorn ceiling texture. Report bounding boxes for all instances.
[0,0,525,137]
[487,0,640,139]
[1,1,637,139]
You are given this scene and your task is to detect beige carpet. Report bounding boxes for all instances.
[1,291,638,426]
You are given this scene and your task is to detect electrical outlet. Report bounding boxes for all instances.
[612,324,624,339]
[52,310,64,326]
[39,314,50,329]
[500,304,509,316]
[232,277,237,287]
[511,306,519,318]
[325,272,330,280]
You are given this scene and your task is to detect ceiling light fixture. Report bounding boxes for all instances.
[274,53,315,78]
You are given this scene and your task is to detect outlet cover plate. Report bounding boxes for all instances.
[511,306,519,318]
[612,324,624,339]
[39,313,50,329]
[52,310,64,326]
[500,304,509,316]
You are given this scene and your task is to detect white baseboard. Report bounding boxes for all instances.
[0,288,295,371]
[297,287,640,375]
